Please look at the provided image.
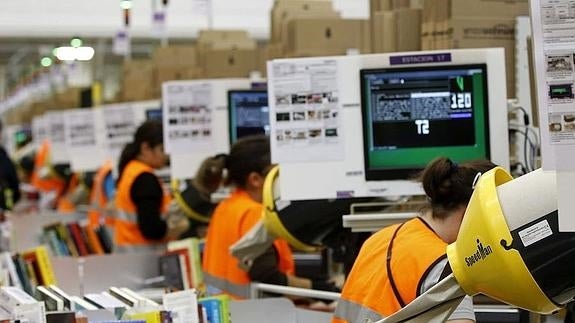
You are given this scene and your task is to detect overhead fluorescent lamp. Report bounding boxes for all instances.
[54,46,95,61]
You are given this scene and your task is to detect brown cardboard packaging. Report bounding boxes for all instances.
[152,46,197,67]
[370,0,410,17]
[450,0,528,18]
[372,8,421,53]
[197,30,250,44]
[203,48,258,78]
[438,17,517,97]
[270,0,339,42]
[286,18,371,57]
[54,88,82,109]
[121,59,156,102]
[197,30,256,51]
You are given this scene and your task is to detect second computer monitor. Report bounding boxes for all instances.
[360,64,490,180]
[228,90,270,144]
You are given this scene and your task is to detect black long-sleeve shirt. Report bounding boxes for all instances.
[0,147,20,209]
[129,172,167,240]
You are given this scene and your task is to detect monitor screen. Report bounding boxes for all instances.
[228,90,270,144]
[15,127,32,149]
[360,64,490,180]
[146,108,163,121]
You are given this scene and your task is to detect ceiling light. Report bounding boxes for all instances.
[40,57,53,67]
[70,37,83,48]
[120,0,132,10]
[55,47,95,61]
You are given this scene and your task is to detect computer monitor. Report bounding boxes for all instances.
[15,127,32,149]
[227,90,270,144]
[145,108,163,121]
[360,64,490,180]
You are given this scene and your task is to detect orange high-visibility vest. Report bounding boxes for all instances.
[203,189,295,299]
[56,173,79,214]
[114,160,171,246]
[88,161,115,228]
[31,140,65,194]
[332,218,447,323]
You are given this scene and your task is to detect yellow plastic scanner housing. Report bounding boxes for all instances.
[171,179,211,223]
[447,167,559,314]
[262,166,319,252]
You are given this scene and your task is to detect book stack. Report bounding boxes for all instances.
[198,295,231,323]
[0,246,57,296]
[42,222,113,257]
[159,238,204,292]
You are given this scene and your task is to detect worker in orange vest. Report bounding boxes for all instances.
[55,170,84,214]
[202,135,329,299]
[332,158,497,323]
[31,140,65,197]
[87,160,115,228]
[114,121,189,251]
[31,140,80,212]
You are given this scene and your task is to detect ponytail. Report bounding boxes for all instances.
[118,142,138,180]
[193,154,227,195]
[117,120,164,182]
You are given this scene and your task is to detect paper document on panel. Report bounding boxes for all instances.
[65,109,106,171]
[270,59,345,163]
[32,116,48,148]
[45,111,69,163]
[531,0,575,170]
[103,104,138,161]
[163,82,214,154]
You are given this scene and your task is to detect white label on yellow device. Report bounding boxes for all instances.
[519,220,553,247]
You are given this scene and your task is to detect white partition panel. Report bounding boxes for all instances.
[268,49,510,201]
[163,79,252,179]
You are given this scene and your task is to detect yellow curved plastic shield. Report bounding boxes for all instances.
[447,167,558,314]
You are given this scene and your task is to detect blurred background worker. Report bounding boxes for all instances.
[114,120,189,251]
[203,135,338,299]
[333,157,497,323]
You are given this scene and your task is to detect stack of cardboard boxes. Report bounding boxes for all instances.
[370,0,422,53]
[119,30,261,101]
[268,0,370,58]
[422,0,529,97]
[121,59,156,102]
[153,45,201,96]
[197,30,259,78]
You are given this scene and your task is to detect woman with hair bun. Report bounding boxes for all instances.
[202,135,333,299]
[333,157,497,323]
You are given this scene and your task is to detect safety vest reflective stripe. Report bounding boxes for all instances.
[333,298,385,323]
[115,209,138,223]
[203,272,251,299]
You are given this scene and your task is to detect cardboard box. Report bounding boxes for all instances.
[370,0,410,17]
[286,18,371,57]
[271,0,339,42]
[197,30,256,51]
[450,0,528,18]
[121,59,155,102]
[152,46,197,67]
[197,30,250,45]
[202,48,258,78]
[372,8,421,53]
[437,17,517,97]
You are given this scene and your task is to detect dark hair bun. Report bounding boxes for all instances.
[419,157,497,218]
[421,157,456,205]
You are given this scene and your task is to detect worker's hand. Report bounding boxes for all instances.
[311,279,340,293]
[166,213,190,239]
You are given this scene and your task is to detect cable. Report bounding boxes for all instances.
[510,127,538,172]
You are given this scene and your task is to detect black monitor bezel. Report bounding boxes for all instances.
[359,63,491,181]
[227,89,269,145]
